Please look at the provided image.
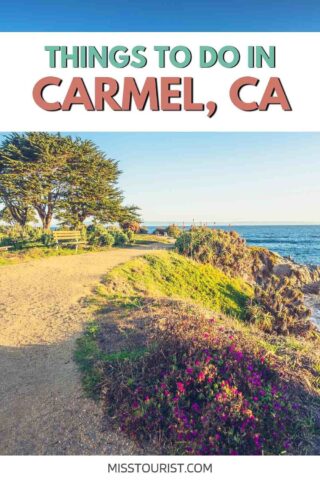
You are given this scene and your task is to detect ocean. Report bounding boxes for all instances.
[145,225,320,266]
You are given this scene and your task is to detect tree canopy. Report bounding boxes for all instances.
[0,132,139,229]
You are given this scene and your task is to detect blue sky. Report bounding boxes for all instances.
[1,132,318,224]
[0,1,319,31]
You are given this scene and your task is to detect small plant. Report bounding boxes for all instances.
[245,302,273,333]
[166,224,181,239]
[41,230,55,247]
[106,227,129,246]
[250,276,312,335]
[87,224,115,247]
[126,230,134,242]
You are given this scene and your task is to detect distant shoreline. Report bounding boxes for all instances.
[142,222,320,227]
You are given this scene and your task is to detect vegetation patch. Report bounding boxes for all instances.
[75,242,320,455]
[133,233,173,245]
[100,251,253,319]
[103,308,317,455]
[176,228,318,336]
[0,246,87,266]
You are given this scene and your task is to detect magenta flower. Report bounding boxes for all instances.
[177,382,185,393]
[192,402,201,413]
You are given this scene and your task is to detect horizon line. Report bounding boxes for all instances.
[142,221,320,226]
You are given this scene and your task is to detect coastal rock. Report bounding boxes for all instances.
[304,294,320,329]
[270,261,320,331]
[273,262,320,288]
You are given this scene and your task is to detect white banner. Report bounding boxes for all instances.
[0,455,318,479]
[0,32,319,131]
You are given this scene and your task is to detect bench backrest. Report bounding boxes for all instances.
[53,230,81,241]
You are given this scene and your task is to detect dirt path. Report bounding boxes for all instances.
[0,245,165,455]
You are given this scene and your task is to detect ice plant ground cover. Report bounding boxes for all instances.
[75,250,320,455]
[104,312,302,455]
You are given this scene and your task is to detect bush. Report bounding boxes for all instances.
[139,226,149,234]
[41,231,55,247]
[153,227,167,236]
[176,227,251,278]
[0,225,44,249]
[107,227,129,246]
[87,224,129,247]
[247,276,312,336]
[104,311,299,455]
[176,228,314,336]
[87,224,115,247]
[127,230,134,242]
[120,220,141,233]
[166,224,181,238]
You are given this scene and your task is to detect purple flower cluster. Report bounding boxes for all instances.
[112,319,297,455]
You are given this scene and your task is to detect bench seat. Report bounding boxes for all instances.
[52,231,86,251]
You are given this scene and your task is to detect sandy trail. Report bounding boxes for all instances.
[0,245,163,455]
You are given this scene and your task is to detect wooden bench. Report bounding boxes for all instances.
[53,230,86,251]
[0,245,13,252]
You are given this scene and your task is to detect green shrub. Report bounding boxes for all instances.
[126,230,134,242]
[0,225,44,249]
[41,231,54,247]
[166,224,181,238]
[87,224,129,247]
[87,225,115,247]
[248,276,312,336]
[245,303,274,333]
[176,227,251,278]
[107,227,129,246]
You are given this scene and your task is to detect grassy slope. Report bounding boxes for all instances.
[75,250,320,453]
[75,251,253,398]
[101,251,253,319]
[79,252,320,397]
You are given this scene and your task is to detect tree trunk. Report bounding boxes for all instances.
[43,213,53,230]
[35,206,53,230]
